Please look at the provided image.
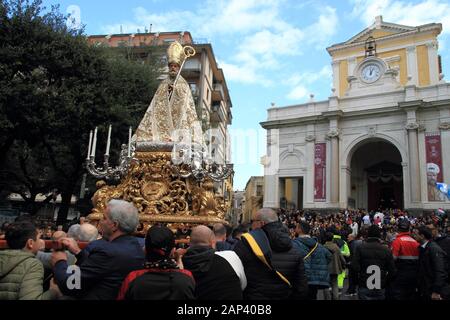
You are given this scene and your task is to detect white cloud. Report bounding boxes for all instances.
[197,0,286,36]
[100,0,339,86]
[286,65,332,86]
[287,85,309,100]
[285,65,332,100]
[350,0,450,34]
[218,60,273,87]
[233,27,305,73]
[305,6,339,48]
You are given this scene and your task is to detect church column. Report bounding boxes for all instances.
[305,132,316,206]
[439,108,450,194]
[263,128,280,208]
[426,40,439,85]
[291,178,299,209]
[279,178,286,208]
[347,57,357,78]
[406,46,418,86]
[331,60,340,95]
[327,129,340,205]
[406,122,421,203]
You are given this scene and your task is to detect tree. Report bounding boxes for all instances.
[0,0,162,222]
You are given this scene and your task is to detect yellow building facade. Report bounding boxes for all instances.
[262,17,450,214]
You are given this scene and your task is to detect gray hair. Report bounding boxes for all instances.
[67,224,81,240]
[213,223,227,237]
[257,208,278,223]
[78,223,99,242]
[107,199,139,234]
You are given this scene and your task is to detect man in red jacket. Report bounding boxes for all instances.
[388,218,419,300]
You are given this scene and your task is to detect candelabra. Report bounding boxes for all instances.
[84,126,233,182]
[85,143,135,180]
[85,125,135,181]
[171,144,234,182]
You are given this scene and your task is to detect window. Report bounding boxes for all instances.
[189,83,197,96]
[206,88,210,102]
[256,185,263,197]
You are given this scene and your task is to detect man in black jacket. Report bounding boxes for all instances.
[416,226,449,300]
[426,222,450,280]
[352,225,396,300]
[234,208,308,300]
[51,199,145,300]
[182,225,246,300]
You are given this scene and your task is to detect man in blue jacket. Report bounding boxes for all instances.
[292,221,332,300]
[51,199,145,300]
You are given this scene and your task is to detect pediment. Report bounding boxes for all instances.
[350,27,411,44]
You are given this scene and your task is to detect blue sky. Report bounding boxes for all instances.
[43,0,450,190]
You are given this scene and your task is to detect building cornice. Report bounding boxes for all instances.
[322,110,343,119]
[427,99,450,109]
[398,100,427,110]
[260,115,323,129]
[326,24,441,55]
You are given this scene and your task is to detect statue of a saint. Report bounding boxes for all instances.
[134,41,203,146]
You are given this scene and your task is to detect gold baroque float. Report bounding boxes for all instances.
[88,149,228,234]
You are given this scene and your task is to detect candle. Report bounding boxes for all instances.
[128,126,132,157]
[86,130,93,160]
[91,127,98,157]
[105,124,112,156]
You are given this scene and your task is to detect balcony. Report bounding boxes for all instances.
[212,83,225,102]
[182,58,201,78]
[210,102,226,123]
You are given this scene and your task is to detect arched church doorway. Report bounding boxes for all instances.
[349,139,403,211]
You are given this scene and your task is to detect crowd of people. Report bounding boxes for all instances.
[279,207,450,300]
[0,201,449,301]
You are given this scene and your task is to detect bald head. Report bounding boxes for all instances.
[52,231,67,241]
[256,208,278,223]
[79,223,99,242]
[190,225,215,247]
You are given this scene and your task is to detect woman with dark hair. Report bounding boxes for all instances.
[117,225,195,300]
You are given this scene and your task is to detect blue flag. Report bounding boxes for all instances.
[436,182,450,200]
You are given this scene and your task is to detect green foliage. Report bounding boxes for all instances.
[0,0,162,220]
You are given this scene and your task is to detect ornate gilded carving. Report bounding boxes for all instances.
[87,150,227,233]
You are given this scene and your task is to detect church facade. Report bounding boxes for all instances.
[261,16,450,213]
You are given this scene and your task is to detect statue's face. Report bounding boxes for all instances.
[168,62,180,78]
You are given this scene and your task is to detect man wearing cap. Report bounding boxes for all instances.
[388,218,420,300]
[117,225,195,300]
[134,41,203,145]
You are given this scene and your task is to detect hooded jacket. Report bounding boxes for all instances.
[234,221,308,300]
[324,241,346,275]
[0,250,57,300]
[292,236,332,287]
[182,246,243,300]
[352,237,396,289]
